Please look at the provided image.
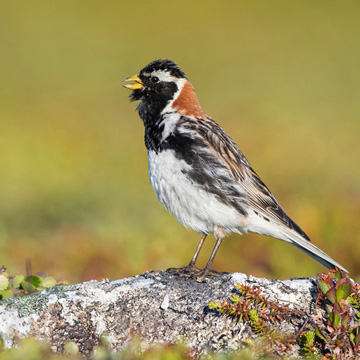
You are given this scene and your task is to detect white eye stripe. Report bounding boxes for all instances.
[150,70,171,81]
[142,70,180,83]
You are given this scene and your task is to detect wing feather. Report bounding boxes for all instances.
[175,116,347,272]
[187,117,310,239]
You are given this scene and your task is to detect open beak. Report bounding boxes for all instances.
[123,74,143,90]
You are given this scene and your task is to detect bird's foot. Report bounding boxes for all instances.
[166,265,228,282]
[166,263,200,276]
[194,268,228,283]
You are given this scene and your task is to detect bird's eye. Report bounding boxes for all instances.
[151,76,160,84]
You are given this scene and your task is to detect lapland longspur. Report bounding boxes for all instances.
[124,59,347,281]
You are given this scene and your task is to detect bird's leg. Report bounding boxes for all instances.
[196,226,226,282]
[187,233,207,271]
[167,234,207,274]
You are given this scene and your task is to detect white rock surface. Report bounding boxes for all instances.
[0,271,319,357]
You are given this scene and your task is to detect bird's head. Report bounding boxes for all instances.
[124,59,205,120]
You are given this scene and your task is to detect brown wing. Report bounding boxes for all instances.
[193,117,310,240]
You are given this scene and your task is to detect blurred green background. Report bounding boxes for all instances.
[1,0,359,283]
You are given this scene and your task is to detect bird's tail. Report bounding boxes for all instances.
[283,230,348,273]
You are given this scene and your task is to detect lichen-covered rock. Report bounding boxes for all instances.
[0,271,318,358]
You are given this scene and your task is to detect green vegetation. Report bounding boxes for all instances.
[309,269,360,358]
[209,283,302,357]
[210,269,360,359]
[0,338,280,360]
[0,265,65,300]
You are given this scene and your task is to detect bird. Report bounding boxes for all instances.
[123,59,347,282]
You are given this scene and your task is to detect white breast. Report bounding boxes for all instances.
[148,149,245,235]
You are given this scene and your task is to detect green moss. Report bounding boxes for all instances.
[0,282,76,317]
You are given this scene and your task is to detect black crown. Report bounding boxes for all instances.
[140,59,186,79]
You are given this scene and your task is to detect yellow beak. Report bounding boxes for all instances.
[123,74,143,90]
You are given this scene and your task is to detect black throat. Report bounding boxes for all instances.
[132,82,178,152]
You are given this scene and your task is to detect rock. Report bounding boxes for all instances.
[0,271,319,358]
